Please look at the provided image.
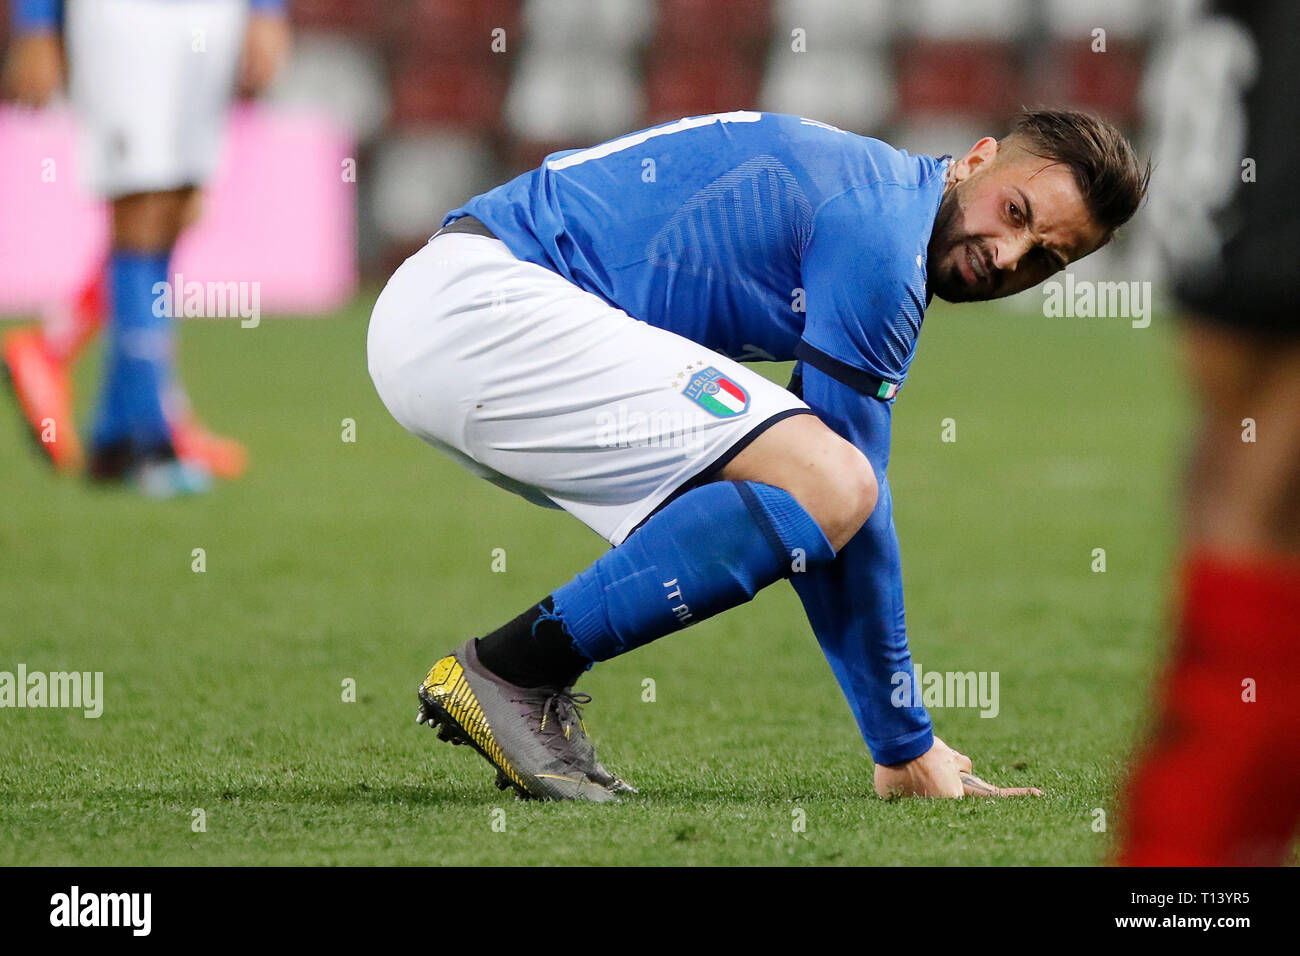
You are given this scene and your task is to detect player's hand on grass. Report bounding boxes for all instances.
[874,736,1043,799]
[3,32,63,107]
[238,13,290,98]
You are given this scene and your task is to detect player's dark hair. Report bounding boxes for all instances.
[1003,108,1151,239]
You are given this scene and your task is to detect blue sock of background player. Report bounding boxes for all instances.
[88,250,175,466]
[476,480,835,687]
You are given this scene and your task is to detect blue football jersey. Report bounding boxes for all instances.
[446,111,948,393]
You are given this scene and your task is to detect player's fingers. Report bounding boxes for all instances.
[931,735,972,772]
[959,772,1043,798]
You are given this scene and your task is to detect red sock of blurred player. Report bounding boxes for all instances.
[5,261,248,478]
[1119,549,1300,866]
[0,264,105,471]
[41,263,107,365]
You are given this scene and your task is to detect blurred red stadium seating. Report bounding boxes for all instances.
[894,40,1023,119]
[393,0,521,60]
[644,0,769,122]
[388,58,509,132]
[654,0,770,56]
[1043,39,1145,124]
[644,51,764,123]
[290,0,386,38]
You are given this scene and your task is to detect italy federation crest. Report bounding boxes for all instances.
[683,366,749,418]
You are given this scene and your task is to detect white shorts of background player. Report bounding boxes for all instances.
[367,233,810,546]
[65,0,248,198]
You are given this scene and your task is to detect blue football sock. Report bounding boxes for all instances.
[90,250,174,455]
[551,481,836,662]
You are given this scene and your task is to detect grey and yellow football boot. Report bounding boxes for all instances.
[416,639,634,801]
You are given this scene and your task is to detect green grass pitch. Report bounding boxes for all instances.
[1,294,1189,865]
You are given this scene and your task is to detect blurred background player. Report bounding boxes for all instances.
[1120,0,1300,865]
[1,0,289,493]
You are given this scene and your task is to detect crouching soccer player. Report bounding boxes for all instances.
[368,109,1149,801]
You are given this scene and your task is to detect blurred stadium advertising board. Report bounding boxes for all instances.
[0,103,357,316]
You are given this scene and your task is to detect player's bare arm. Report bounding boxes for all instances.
[2,28,62,107]
[238,9,290,99]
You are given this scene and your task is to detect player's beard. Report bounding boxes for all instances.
[926,182,994,303]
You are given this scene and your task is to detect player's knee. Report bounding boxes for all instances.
[799,439,878,551]
[830,443,879,546]
[722,415,879,550]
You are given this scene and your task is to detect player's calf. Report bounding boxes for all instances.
[467,475,841,686]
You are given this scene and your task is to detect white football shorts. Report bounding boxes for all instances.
[367,234,812,545]
[64,0,248,197]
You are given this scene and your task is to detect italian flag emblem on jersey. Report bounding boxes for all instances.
[684,367,749,418]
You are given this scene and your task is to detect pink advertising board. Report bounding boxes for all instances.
[0,103,356,316]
